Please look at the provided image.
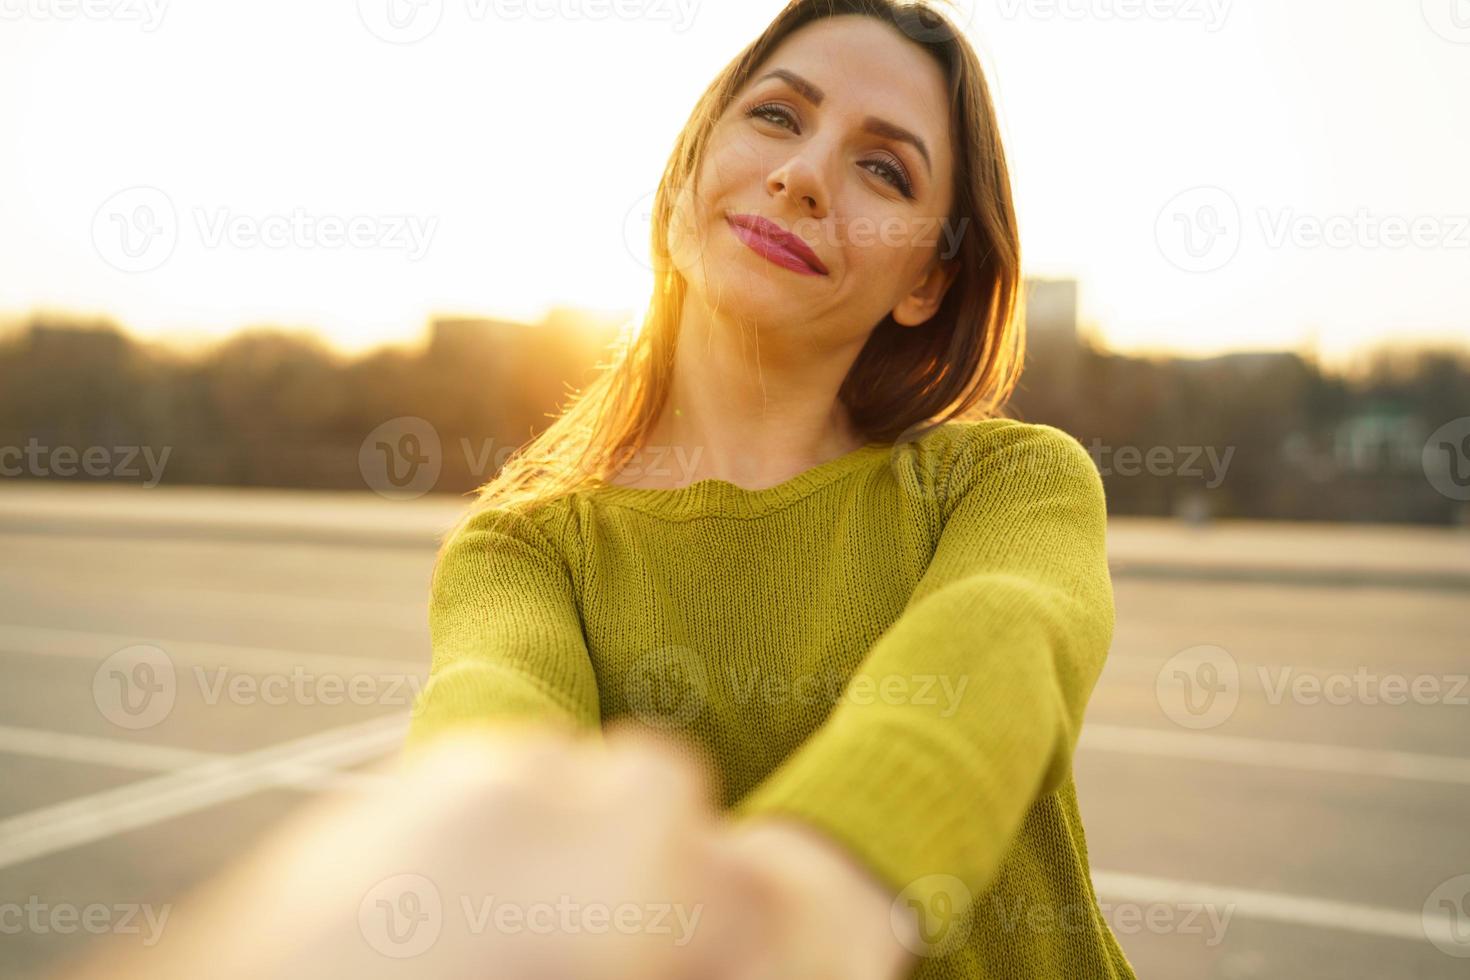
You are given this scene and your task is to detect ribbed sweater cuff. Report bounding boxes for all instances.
[730,706,1046,917]
[404,660,601,758]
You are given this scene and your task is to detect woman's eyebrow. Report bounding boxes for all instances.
[753,67,932,177]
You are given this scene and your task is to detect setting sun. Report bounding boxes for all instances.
[1,1,1466,366]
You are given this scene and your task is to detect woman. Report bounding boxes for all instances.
[51,5,1127,979]
[406,1,1137,977]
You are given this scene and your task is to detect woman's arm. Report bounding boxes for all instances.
[405,500,603,755]
[729,422,1116,953]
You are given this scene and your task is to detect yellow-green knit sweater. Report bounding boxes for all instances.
[404,418,1138,979]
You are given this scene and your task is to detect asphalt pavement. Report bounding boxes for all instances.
[0,483,1466,979]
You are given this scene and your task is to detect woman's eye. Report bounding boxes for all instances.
[863,157,915,199]
[744,101,914,200]
[746,102,798,131]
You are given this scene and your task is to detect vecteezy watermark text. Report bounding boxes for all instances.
[1084,440,1234,489]
[0,0,168,29]
[994,0,1231,31]
[0,440,170,487]
[1157,186,1470,273]
[93,644,426,730]
[624,646,971,731]
[1156,644,1470,730]
[358,873,703,959]
[0,897,170,945]
[93,186,437,273]
[358,416,709,500]
[356,0,700,44]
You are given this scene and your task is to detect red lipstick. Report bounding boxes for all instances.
[725,213,829,276]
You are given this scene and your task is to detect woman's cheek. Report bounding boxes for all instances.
[665,182,716,279]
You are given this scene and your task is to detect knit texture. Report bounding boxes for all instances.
[403,418,1138,979]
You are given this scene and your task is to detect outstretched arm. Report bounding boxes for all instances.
[405,501,603,756]
[729,422,1116,950]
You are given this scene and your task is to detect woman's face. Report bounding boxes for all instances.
[671,15,958,349]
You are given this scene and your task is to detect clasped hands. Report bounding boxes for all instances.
[63,720,921,980]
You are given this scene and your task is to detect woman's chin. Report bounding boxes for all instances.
[690,275,817,329]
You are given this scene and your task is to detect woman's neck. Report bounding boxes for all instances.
[610,303,870,491]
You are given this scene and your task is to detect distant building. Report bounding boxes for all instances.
[21,320,130,361]
[1332,407,1424,474]
[426,316,525,355]
[1184,350,1303,379]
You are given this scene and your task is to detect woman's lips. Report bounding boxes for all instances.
[725,213,829,276]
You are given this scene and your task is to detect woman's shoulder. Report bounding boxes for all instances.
[437,490,581,559]
[892,417,1102,506]
[897,417,1095,472]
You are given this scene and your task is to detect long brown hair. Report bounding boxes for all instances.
[461,0,1023,521]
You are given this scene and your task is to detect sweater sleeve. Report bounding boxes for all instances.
[403,500,603,757]
[730,422,1115,918]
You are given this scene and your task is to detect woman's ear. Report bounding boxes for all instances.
[891,257,959,328]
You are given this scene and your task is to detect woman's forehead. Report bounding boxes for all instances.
[752,20,947,125]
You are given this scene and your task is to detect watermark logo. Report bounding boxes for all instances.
[888,419,980,505]
[1422,416,1470,501]
[1422,0,1470,44]
[727,664,970,718]
[1156,186,1242,273]
[892,874,973,958]
[93,644,177,730]
[625,182,711,276]
[92,644,426,729]
[1424,874,1470,958]
[92,187,437,272]
[893,0,977,44]
[625,183,969,275]
[1158,187,1470,272]
[622,187,665,273]
[1156,645,1467,729]
[623,646,970,733]
[92,186,178,274]
[360,416,443,500]
[360,873,444,958]
[357,0,444,43]
[1156,644,1239,730]
[624,645,708,731]
[358,873,704,957]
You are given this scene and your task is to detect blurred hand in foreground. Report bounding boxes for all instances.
[55,720,918,980]
[56,722,732,980]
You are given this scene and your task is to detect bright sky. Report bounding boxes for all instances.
[2,0,1466,366]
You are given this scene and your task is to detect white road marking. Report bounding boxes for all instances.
[1080,723,1470,785]
[0,724,222,772]
[0,715,1459,949]
[0,623,424,679]
[5,580,426,630]
[1093,871,1454,946]
[0,713,406,871]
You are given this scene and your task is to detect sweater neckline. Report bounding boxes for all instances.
[583,441,891,518]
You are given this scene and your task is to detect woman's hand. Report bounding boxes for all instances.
[59,720,738,980]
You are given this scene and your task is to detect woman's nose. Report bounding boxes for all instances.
[767,154,828,218]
